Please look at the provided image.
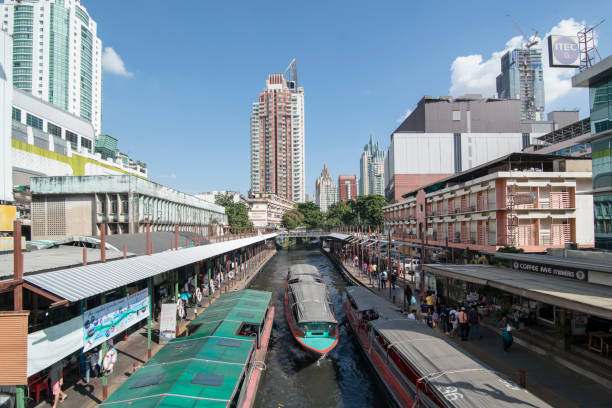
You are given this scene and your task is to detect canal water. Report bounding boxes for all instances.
[249,247,388,408]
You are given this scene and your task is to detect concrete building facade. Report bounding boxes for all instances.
[383,154,594,253]
[359,135,385,196]
[496,48,545,121]
[573,54,612,249]
[315,164,337,212]
[250,60,305,202]
[1,0,103,134]
[385,94,553,202]
[0,32,13,203]
[247,193,295,229]
[338,174,357,202]
[30,175,227,240]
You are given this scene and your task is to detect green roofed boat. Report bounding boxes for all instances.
[99,289,274,408]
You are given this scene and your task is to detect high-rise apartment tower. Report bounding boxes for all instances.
[315,164,336,212]
[1,0,103,135]
[250,60,305,202]
[360,134,385,196]
[496,48,545,121]
[338,174,357,202]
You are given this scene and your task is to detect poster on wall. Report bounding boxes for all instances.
[83,289,150,352]
[159,304,177,344]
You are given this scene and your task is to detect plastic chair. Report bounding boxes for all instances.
[28,373,49,404]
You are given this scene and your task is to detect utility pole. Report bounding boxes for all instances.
[388,229,392,300]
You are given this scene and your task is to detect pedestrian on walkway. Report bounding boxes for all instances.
[381,270,387,289]
[468,306,483,340]
[407,309,416,320]
[449,306,458,336]
[439,305,449,334]
[425,311,433,328]
[425,292,434,313]
[50,360,67,408]
[390,270,397,290]
[457,307,469,341]
[500,317,514,351]
[404,284,413,306]
[432,308,439,329]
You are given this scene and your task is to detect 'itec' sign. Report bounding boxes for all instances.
[548,35,580,68]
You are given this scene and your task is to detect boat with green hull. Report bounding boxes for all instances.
[99,289,274,408]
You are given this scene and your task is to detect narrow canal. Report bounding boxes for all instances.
[249,247,388,408]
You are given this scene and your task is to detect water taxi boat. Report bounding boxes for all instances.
[285,264,339,356]
[344,286,551,408]
[100,289,274,408]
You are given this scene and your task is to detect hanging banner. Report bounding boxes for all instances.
[159,304,177,344]
[83,289,150,352]
[27,315,83,377]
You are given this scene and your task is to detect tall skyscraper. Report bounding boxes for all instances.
[1,0,103,134]
[496,48,545,121]
[250,59,305,202]
[315,164,337,212]
[359,134,385,196]
[338,174,357,202]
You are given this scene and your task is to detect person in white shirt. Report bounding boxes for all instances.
[407,310,416,320]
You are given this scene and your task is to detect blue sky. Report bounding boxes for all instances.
[84,0,612,197]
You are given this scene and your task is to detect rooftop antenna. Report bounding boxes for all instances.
[506,14,539,48]
[578,19,605,71]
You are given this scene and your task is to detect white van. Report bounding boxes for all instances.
[402,257,421,272]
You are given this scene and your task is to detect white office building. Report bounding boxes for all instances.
[1,0,103,135]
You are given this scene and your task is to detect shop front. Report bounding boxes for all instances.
[423,263,612,355]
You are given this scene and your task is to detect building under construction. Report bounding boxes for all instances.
[497,48,545,121]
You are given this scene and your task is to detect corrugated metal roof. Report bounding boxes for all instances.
[23,234,277,302]
[423,264,612,320]
[371,318,552,408]
[328,233,349,240]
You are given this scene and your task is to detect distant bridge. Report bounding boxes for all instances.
[277,230,331,238]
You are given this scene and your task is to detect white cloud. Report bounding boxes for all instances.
[396,108,413,123]
[102,47,133,77]
[449,18,586,106]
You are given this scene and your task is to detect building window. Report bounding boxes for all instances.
[452,110,461,121]
[522,133,530,149]
[47,122,61,138]
[453,133,462,173]
[26,113,43,129]
[81,137,92,151]
[12,107,21,122]
[65,130,78,149]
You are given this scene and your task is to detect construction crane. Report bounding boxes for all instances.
[506,14,539,48]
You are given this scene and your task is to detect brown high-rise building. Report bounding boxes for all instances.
[338,174,357,202]
[250,60,305,202]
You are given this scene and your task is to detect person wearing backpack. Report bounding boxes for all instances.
[381,270,388,289]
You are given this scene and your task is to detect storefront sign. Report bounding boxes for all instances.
[159,303,177,344]
[83,289,150,351]
[512,261,588,281]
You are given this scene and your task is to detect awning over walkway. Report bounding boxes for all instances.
[423,264,612,320]
[482,251,612,274]
[328,233,349,241]
[24,233,277,303]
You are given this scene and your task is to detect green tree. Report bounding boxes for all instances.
[355,195,387,228]
[215,194,253,232]
[296,202,324,229]
[282,208,304,230]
